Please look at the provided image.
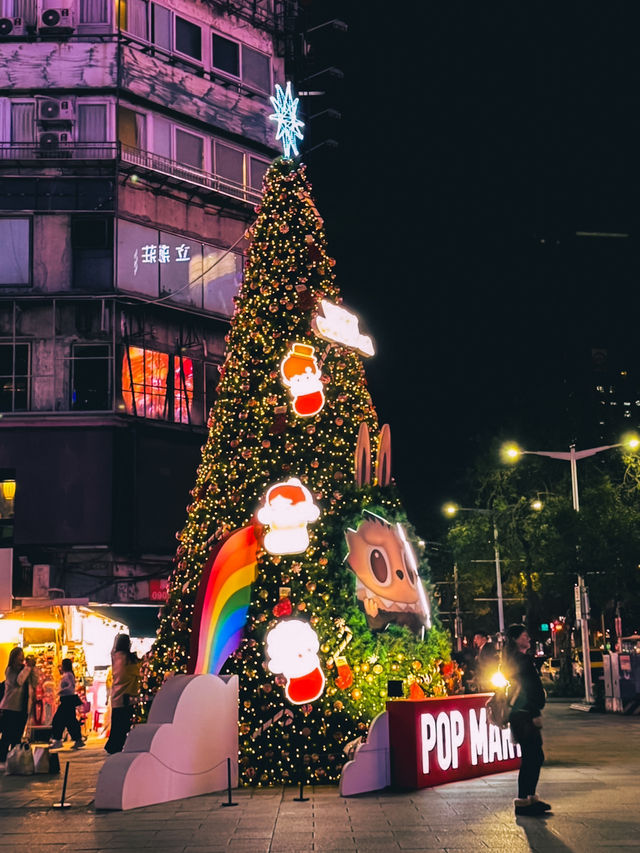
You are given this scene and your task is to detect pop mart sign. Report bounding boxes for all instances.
[387,694,521,789]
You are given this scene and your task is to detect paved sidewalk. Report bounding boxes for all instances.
[1,701,638,852]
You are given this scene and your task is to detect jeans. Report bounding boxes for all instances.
[105,705,133,754]
[51,696,82,742]
[0,710,28,761]
[510,712,545,798]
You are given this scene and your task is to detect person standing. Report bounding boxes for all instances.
[472,631,500,692]
[503,623,551,816]
[105,634,139,755]
[0,647,33,766]
[49,659,84,750]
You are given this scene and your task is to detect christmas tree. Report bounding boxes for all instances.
[138,156,453,785]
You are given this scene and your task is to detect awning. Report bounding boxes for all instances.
[88,605,161,638]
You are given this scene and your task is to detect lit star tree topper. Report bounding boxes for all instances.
[269,81,305,158]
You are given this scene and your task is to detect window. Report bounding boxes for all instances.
[0,342,30,412]
[118,106,146,150]
[213,140,269,192]
[175,15,201,61]
[212,34,239,76]
[205,362,219,415]
[242,45,270,92]
[121,346,193,423]
[159,231,201,307]
[10,102,35,144]
[212,32,270,92]
[202,244,242,316]
[77,104,108,142]
[72,216,113,290]
[0,218,31,286]
[151,2,171,50]
[175,128,203,170]
[71,344,111,410]
[79,0,108,23]
[119,0,148,38]
[117,220,160,297]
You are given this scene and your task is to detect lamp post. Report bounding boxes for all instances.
[503,436,640,706]
[443,504,505,636]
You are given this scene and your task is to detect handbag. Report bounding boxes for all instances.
[6,742,35,776]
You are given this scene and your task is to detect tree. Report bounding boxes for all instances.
[138,158,451,785]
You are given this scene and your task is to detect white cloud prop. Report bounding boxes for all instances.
[339,711,390,796]
[95,674,238,810]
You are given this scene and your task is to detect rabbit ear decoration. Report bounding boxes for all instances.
[375,424,392,487]
[354,422,393,487]
[354,421,371,487]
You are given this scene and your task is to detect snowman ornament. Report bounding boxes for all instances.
[280,342,325,417]
[265,620,326,705]
[257,477,320,555]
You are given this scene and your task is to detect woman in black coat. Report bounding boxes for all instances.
[504,624,551,816]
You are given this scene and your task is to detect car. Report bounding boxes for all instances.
[540,657,560,681]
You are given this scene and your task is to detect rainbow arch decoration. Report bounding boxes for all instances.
[188,524,259,675]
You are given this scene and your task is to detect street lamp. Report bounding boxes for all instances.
[502,435,640,706]
[443,503,505,636]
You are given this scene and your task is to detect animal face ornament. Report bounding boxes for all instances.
[345,512,431,633]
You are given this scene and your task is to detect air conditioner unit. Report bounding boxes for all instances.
[38,5,75,33]
[0,16,27,36]
[38,97,75,122]
[38,129,74,155]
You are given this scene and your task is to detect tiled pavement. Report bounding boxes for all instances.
[1,701,639,852]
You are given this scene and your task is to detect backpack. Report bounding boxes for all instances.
[485,655,520,729]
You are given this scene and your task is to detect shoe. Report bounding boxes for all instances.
[49,740,63,750]
[71,740,85,749]
[530,795,552,811]
[514,798,548,816]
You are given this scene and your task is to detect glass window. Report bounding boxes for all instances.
[121,346,192,423]
[175,128,203,170]
[10,103,35,143]
[151,2,170,50]
[175,15,201,61]
[77,104,107,142]
[117,219,159,297]
[212,33,239,77]
[71,344,111,410]
[0,218,31,286]
[215,142,243,184]
[205,362,219,416]
[153,116,172,159]
[118,106,145,150]
[121,0,147,38]
[72,215,113,290]
[249,157,268,191]
[158,231,202,308]
[242,45,270,92]
[202,245,242,317]
[79,0,108,23]
[0,342,30,412]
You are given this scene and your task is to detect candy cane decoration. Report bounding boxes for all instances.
[251,707,294,740]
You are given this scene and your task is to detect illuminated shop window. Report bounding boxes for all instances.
[121,346,193,423]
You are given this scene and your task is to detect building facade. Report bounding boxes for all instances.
[0,0,291,613]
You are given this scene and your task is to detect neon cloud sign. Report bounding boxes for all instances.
[269,82,305,158]
[265,619,326,705]
[257,477,320,555]
[280,342,325,417]
[312,299,375,357]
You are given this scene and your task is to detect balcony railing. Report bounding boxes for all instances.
[120,144,262,205]
[0,141,263,205]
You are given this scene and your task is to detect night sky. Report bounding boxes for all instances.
[303,4,640,538]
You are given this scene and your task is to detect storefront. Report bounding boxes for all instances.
[0,604,142,734]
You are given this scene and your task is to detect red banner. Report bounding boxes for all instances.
[387,694,521,789]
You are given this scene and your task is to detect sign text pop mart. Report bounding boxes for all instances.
[387,695,521,789]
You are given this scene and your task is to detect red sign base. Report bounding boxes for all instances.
[387,694,521,789]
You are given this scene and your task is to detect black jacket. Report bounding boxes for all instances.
[507,651,546,717]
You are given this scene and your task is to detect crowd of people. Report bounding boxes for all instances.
[0,633,140,771]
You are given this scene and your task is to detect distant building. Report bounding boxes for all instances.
[0,0,288,613]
